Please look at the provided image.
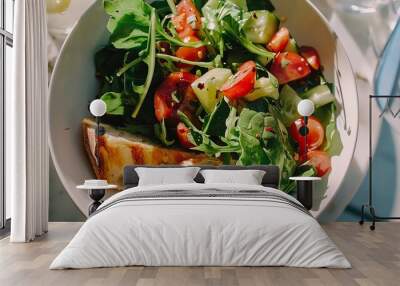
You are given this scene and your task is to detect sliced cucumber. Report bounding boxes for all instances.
[243,10,279,44]
[245,76,279,101]
[191,68,233,113]
[302,85,335,108]
[284,38,299,53]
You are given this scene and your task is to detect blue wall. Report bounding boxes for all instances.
[339,120,399,221]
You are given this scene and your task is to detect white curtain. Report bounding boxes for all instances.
[8,0,49,242]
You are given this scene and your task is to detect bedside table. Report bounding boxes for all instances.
[289,177,321,210]
[77,180,117,215]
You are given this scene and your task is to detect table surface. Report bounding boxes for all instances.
[289,177,322,181]
[76,185,118,190]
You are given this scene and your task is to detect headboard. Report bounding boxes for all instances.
[123,165,280,189]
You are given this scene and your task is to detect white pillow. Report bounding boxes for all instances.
[135,167,200,186]
[200,169,266,185]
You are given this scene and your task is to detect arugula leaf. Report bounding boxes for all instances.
[245,97,269,112]
[224,105,239,141]
[203,99,230,137]
[193,0,208,10]
[104,0,151,33]
[227,0,248,11]
[148,0,172,18]
[131,8,157,118]
[162,0,176,15]
[109,13,150,49]
[202,0,225,55]
[99,0,157,119]
[100,92,124,115]
[155,53,222,69]
[237,109,269,165]
[95,46,126,77]
[179,104,297,192]
[266,105,297,192]
[216,1,275,60]
[314,103,343,156]
[178,111,241,156]
[201,0,274,60]
[154,119,175,146]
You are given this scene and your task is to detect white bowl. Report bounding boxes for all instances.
[49,0,358,219]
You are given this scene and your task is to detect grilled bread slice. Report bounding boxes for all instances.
[82,118,221,189]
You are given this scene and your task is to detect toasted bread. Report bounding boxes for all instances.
[82,118,221,189]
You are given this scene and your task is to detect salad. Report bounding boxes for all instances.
[94,0,342,192]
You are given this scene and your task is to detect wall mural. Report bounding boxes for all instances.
[86,0,339,191]
[48,0,358,218]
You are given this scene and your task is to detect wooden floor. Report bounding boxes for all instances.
[0,222,399,286]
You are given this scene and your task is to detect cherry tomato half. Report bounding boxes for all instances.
[175,36,207,69]
[176,122,195,149]
[299,46,321,70]
[306,150,331,177]
[270,52,311,84]
[154,72,198,124]
[267,27,290,52]
[220,60,257,100]
[172,0,202,39]
[290,116,325,155]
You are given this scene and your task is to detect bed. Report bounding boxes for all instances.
[50,165,350,269]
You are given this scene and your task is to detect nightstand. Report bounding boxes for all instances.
[77,180,117,215]
[289,177,321,210]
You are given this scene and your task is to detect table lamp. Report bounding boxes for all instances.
[89,99,107,169]
[289,99,318,210]
[297,99,315,157]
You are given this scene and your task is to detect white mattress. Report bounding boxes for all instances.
[50,183,350,269]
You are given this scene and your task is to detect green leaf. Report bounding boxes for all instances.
[230,0,248,10]
[131,8,157,118]
[104,0,151,33]
[194,0,208,10]
[178,111,241,156]
[202,0,225,55]
[213,0,275,60]
[149,0,173,18]
[224,105,239,141]
[237,109,269,165]
[314,103,343,156]
[264,105,297,192]
[110,13,150,50]
[100,92,125,115]
[95,46,126,77]
[154,120,175,146]
[203,99,230,137]
[155,53,222,69]
[237,131,268,165]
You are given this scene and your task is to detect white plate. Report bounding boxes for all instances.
[49,0,358,218]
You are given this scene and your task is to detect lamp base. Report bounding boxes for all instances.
[296,180,313,210]
[88,189,105,215]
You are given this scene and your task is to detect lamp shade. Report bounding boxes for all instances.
[297,99,315,117]
[89,99,107,117]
